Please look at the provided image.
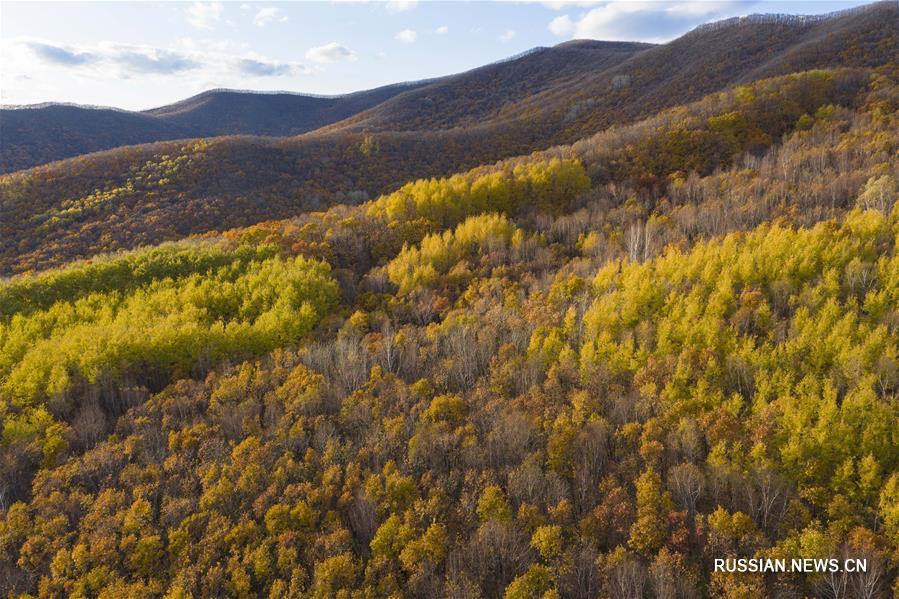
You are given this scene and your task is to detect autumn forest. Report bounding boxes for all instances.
[1,2,898,598]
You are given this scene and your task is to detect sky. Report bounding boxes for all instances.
[0,0,875,111]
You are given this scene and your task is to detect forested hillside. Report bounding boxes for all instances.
[1,57,898,595]
[314,40,652,134]
[320,1,898,140]
[0,106,192,174]
[144,85,436,137]
[1,2,898,597]
[1,2,896,278]
[2,2,895,176]
[0,83,435,174]
[2,182,897,598]
[0,67,890,276]
[0,39,649,174]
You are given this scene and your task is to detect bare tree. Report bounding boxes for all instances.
[625,221,645,263]
[746,466,790,534]
[607,555,647,599]
[486,410,532,470]
[347,496,379,548]
[378,319,398,374]
[815,563,849,599]
[573,419,612,511]
[508,455,545,506]
[72,396,107,449]
[850,544,886,599]
[560,544,601,599]
[649,558,677,599]
[468,521,534,598]
[668,462,704,516]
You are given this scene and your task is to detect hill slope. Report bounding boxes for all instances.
[0,40,649,174]
[0,2,896,275]
[142,83,436,136]
[325,1,898,140]
[0,82,434,173]
[2,1,894,176]
[0,66,887,276]
[0,105,192,174]
[1,92,896,596]
[314,40,653,133]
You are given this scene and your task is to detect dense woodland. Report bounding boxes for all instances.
[1,4,899,598]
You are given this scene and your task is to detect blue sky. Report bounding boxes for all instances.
[0,1,873,110]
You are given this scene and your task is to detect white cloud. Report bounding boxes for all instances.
[541,1,602,10]
[305,42,357,64]
[548,14,574,36]
[395,29,417,43]
[172,37,232,53]
[253,7,288,27]
[233,55,305,76]
[14,38,309,80]
[21,41,198,75]
[499,29,516,42]
[547,1,752,42]
[435,25,449,35]
[385,0,417,13]
[185,2,223,30]
[667,1,746,16]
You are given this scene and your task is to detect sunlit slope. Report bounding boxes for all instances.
[2,204,897,597]
[1,68,886,275]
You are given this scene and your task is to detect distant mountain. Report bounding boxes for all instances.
[0,105,190,174]
[325,1,898,141]
[313,40,653,133]
[1,2,896,274]
[0,82,435,173]
[0,41,650,174]
[143,83,436,136]
[4,1,894,176]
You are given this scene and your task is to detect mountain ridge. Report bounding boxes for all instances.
[0,79,440,172]
[0,40,651,173]
[1,1,896,275]
[2,1,895,174]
